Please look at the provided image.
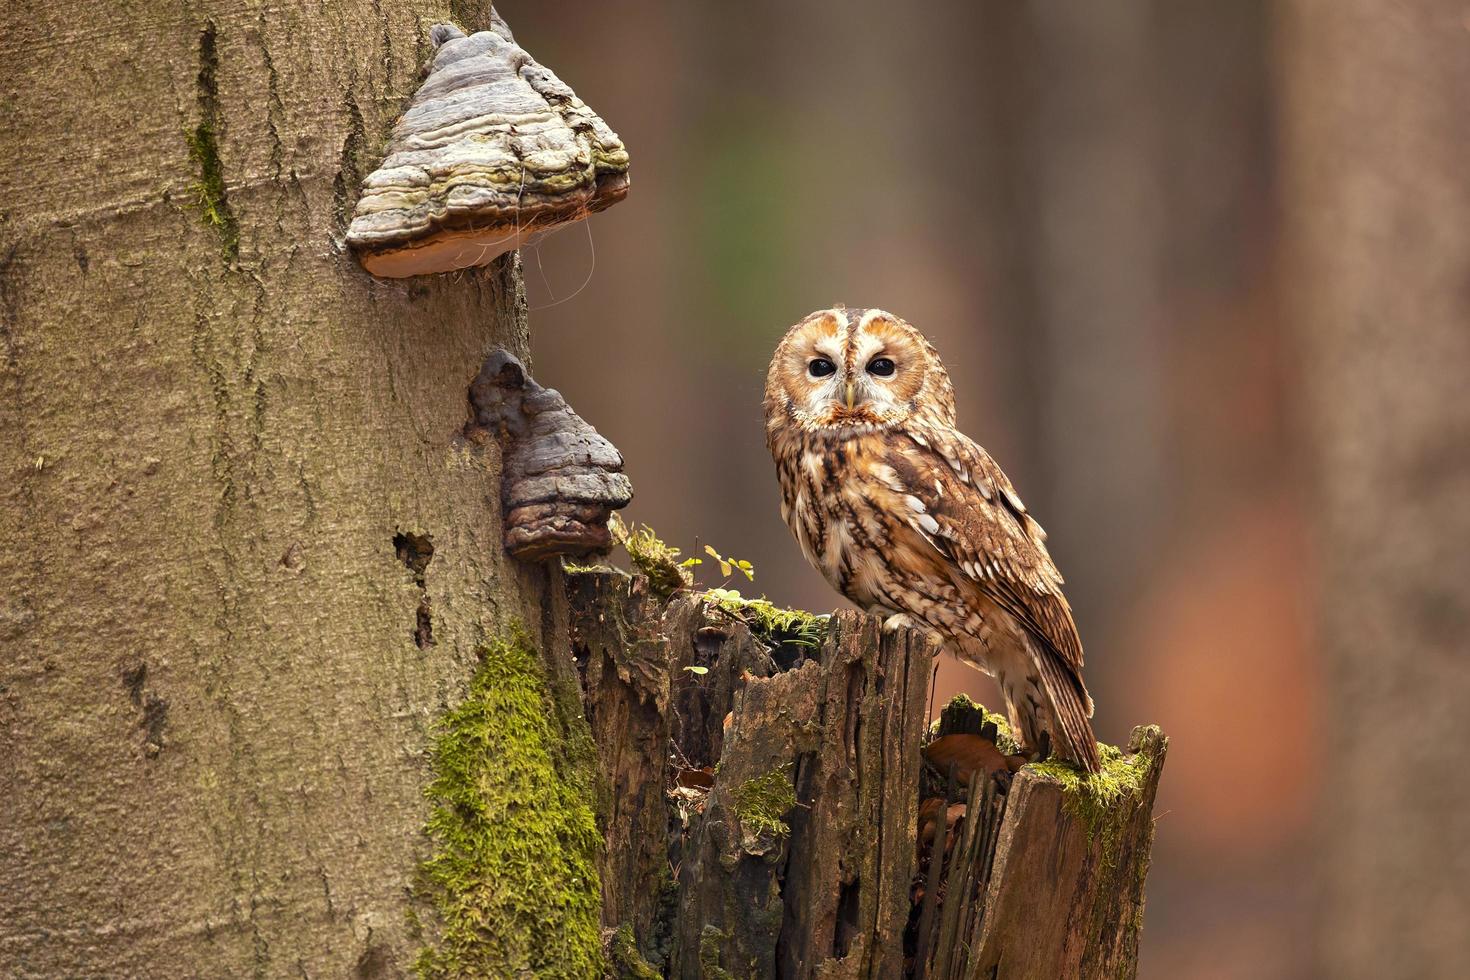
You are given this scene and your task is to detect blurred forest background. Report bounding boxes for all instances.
[507,2,1468,978]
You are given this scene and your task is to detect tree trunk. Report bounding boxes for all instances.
[0,2,605,976]
[568,569,1168,980]
[1278,2,1470,976]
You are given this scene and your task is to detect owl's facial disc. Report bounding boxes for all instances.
[797,311,911,427]
[765,307,955,436]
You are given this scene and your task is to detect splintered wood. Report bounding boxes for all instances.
[564,568,1167,979]
[912,699,1168,979]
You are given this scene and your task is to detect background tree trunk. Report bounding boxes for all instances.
[0,2,604,976]
[1278,1,1470,976]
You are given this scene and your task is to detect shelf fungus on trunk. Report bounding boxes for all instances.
[345,18,630,278]
[469,350,632,562]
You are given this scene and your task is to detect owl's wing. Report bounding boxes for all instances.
[888,423,1085,675]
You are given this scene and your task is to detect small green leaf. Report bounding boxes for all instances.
[683,665,709,675]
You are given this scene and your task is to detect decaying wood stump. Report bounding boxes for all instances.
[564,568,1167,979]
[912,700,1167,980]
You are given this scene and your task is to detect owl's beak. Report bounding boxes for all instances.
[844,382,856,410]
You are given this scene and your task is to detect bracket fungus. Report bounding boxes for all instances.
[346,18,630,278]
[469,350,632,562]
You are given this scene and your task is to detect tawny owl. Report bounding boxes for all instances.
[764,307,1101,772]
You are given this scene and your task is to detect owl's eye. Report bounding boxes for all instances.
[808,358,837,378]
[867,357,896,377]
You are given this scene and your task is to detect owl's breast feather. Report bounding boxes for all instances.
[779,430,932,613]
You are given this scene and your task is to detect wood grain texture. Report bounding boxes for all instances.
[568,568,1167,979]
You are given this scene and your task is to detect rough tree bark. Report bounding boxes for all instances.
[1278,2,1470,976]
[0,2,605,976]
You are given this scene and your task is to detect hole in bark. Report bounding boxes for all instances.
[121,662,146,706]
[834,876,861,958]
[120,662,168,756]
[353,943,392,979]
[140,693,169,753]
[394,531,435,648]
[394,531,434,576]
[769,639,812,672]
[572,642,601,729]
[412,598,433,648]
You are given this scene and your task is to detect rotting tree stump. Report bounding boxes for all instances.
[564,568,1167,980]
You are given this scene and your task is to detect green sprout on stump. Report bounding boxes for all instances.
[702,544,754,581]
[609,515,699,596]
[608,519,829,650]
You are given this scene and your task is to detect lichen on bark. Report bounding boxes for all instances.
[415,625,604,978]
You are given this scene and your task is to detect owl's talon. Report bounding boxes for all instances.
[882,613,914,634]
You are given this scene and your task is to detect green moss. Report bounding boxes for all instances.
[610,516,694,597]
[561,560,617,575]
[186,24,239,260]
[607,924,661,980]
[732,763,797,838]
[414,627,605,979]
[700,588,828,651]
[1028,741,1151,847]
[698,925,739,980]
[184,121,239,258]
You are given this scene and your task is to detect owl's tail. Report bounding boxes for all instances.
[1036,646,1102,773]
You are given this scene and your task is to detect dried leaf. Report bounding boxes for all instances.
[923,733,1013,784]
[675,767,715,790]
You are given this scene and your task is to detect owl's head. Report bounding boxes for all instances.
[764,307,957,438]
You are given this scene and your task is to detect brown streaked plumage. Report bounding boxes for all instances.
[764,306,1101,772]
